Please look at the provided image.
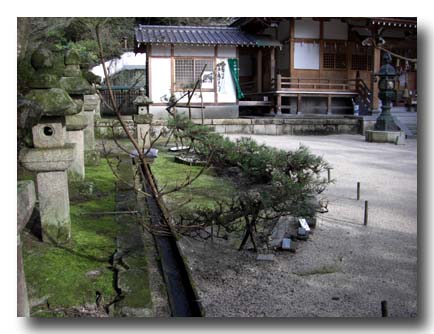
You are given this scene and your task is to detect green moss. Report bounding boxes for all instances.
[64,49,81,65]
[25,88,80,116]
[31,47,54,70]
[59,76,92,95]
[22,160,118,316]
[85,150,101,166]
[151,149,236,212]
[117,269,152,308]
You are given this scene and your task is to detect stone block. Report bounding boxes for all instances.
[133,114,153,124]
[83,94,100,112]
[253,124,277,135]
[32,118,66,148]
[59,76,92,95]
[64,49,81,65]
[26,88,81,116]
[281,238,291,250]
[63,64,82,77]
[224,124,252,134]
[212,125,226,133]
[395,132,406,145]
[191,119,213,125]
[37,171,71,244]
[83,111,95,151]
[17,181,36,233]
[65,113,88,131]
[136,124,151,149]
[298,218,311,232]
[365,130,404,144]
[264,124,278,135]
[269,216,290,249]
[19,145,75,172]
[66,130,85,179]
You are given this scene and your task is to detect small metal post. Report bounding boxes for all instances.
[364,200,368,226]
[327,168,331,183]
[357,182,360,200]
[381,300,388,317]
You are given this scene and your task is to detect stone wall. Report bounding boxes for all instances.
[148,105,239,119]
[95,117,137,139]
[96,115,362,138]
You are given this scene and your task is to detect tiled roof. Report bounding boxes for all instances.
[135,25,281,48]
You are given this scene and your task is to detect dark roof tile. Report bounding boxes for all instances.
[135,25,281,48]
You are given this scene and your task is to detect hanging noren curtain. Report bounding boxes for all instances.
[228,58,245,100]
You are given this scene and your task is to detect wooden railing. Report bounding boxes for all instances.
[266,74,373,115]
[355,75,372,114]
[272,75,359,92]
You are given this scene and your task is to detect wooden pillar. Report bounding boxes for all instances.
[146,45,152,99]
[170,44,175,96]
[270,47,276,83]
[257,49,263,93]
[327,95,332,115]
[297,94,302,114]
[289,19,295,77]
[276,74,282,115]
[372,47,382,111]
[214,46,218,103]
[319,19,324,79]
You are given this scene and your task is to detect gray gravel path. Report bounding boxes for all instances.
[180,134,417,317]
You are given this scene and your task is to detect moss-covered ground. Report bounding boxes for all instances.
[22,160,118,317]
[151,145,236,215]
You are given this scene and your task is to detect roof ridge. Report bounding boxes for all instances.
[138,24,239,30]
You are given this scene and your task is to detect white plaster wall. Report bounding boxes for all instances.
[174,45,214,56]
[175,92,215,103]
[294,42,320,69]
[150,57,172,103]
[324,19,348,40]
[294,18,320,39]
[217,46,237,58]
[151,45,171,56]
[216,58,236,103]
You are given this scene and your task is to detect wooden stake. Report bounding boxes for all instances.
[327,168,331,183]
[364,200,368,226]
[381,300,388,317]
[357,182,360,200]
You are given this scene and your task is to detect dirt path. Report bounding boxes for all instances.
[179,134,417,317]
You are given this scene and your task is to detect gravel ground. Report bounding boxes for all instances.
[178,134,417,317]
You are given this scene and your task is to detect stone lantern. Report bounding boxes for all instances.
[133,87,153,115]
[133,88,153,149]
[83,94,101,166]
[81,52,102,165]
[365,52,405,144]
[19,47,81,244]
[60,49,93,179]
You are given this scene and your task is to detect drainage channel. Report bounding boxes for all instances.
[138,162,202,317]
